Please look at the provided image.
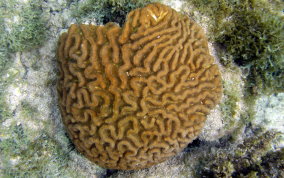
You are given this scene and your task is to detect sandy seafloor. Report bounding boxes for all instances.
[0,0,283,177]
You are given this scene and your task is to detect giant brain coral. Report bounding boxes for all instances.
[57,3,222,170]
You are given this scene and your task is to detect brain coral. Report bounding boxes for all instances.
[57,3,222,170]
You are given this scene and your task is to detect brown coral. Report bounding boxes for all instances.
[57,3,222,170]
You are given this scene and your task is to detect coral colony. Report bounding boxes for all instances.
[57,3,222,170]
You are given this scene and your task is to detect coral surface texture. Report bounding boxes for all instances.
[57,3,222,170]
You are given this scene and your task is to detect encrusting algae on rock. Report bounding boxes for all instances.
[57,3,222,170]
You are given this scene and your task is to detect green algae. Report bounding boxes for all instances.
[227,95,257,142]
[0,54,15,124]
[185,0,284,95]
[20,100,39,119]
[0,0,47,124]
[0,129,82,177]
[260,147,284,177]
[220,73,242,130]
[0,106,94,177]
[198,130,283,177]
[218,7,284,95]
[71,0,161,26]
[0,17,12,124]
[0,1,84,176]
[0,0,47,53]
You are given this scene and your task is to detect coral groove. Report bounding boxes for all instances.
[57,3,222,170]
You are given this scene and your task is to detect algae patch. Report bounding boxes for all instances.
[71,0,161,25]
[199,131,283,177]
[0,0,106,177]
[184,0,284,95]
[0,0,47,52]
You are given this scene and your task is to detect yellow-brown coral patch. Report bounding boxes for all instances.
[57,3,222,170]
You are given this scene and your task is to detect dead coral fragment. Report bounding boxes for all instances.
[57,3,222,170]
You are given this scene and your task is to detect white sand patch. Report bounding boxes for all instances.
[254,93,284,148]
[163,0,183,11]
